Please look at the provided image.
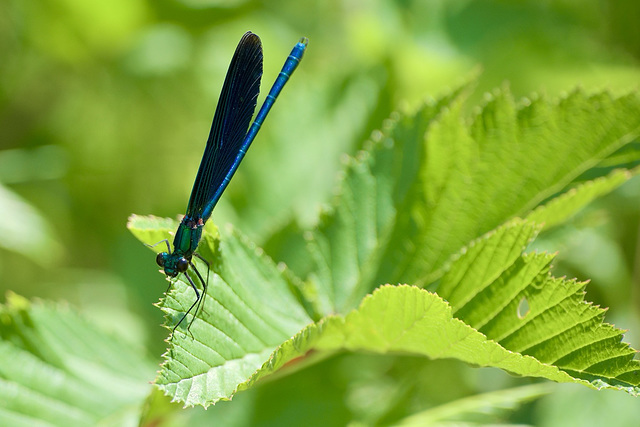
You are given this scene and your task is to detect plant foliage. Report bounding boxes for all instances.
[126,86,640,407]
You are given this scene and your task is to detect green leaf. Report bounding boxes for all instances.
[0,293,155,426]
[304,87,472,314]
[438,220,640,390]
[247,285,577,388]
[246,222,639,395]
[526,167,640,230]
[297,87,640,310]
[128,215,313,407]
[379,89,640,286]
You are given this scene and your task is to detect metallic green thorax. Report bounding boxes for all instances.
[157,217,203,277]
[173,217,203,258]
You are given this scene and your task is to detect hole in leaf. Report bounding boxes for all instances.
[517,297,530,319]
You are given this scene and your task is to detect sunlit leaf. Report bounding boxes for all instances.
[0,293,155,426]
[128,86,640,407]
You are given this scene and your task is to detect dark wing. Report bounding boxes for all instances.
[185,31,263,220]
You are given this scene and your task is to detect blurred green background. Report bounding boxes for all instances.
[2,0,640,424]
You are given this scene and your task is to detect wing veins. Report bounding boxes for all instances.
[185,32,263,220]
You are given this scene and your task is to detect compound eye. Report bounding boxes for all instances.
[177,258,189,273]
[156,252,166,267]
